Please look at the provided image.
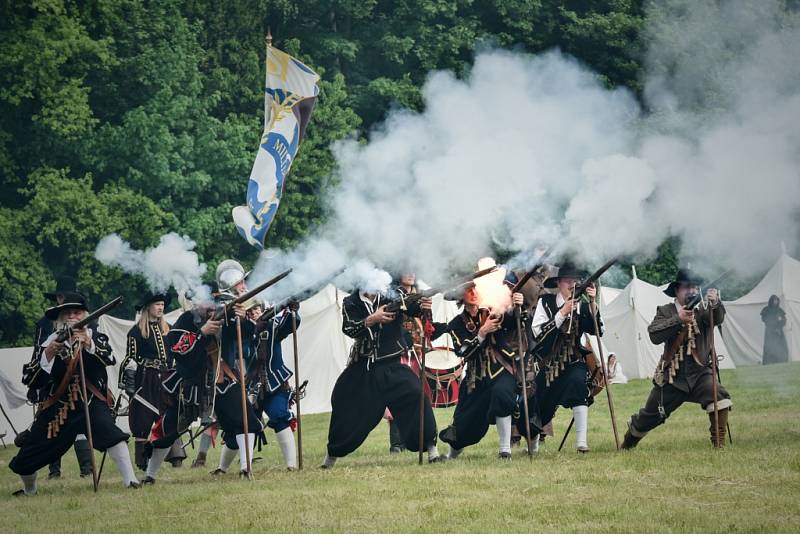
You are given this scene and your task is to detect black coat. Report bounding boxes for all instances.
[165,310,211,386]
[532,294,601,362]
[22,328,114,402]
[342,291,422,362]
[433,308,520,384]
[122,322,171,372]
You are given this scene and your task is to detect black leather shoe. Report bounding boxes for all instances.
[142,476,156,485]
[439,426,457,445]
[128,481,142,489]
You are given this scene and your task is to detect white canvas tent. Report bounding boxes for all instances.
[720,253,800,366]
[0,347,38,437]
[600,286,622,307]
[0,285,460,436]
[600,275,734,379]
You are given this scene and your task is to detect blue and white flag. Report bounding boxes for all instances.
[233,45,320,249]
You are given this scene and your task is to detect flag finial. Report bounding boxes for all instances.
[266,27,273,48]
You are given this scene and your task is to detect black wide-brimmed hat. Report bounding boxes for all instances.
[543,261,589,289]
[137,290,171,310]
[45,291,89,320]
[663,269,704,297]
[44,276,78,301]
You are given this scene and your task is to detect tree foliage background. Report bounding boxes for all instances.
[0,0,774,346]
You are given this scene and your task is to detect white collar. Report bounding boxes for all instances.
[359,291,378,314]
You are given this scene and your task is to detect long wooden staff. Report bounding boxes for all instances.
[589,289,620,450]
[708,299,721,448]
[75,338,99,491]
[418,309,431,466]
[515,304,533,461]
[291,310,303,470]
[235,317,252,479]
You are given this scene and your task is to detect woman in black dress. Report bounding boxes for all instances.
[761,295,789,364]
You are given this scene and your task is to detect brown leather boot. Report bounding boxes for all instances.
[621,429,643,450]
[621,422,647,450]
[709,408,729,448]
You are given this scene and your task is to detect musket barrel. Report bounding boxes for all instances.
[56,296,124,342]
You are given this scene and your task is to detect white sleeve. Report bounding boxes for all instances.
[83,329,96,354]
[532,300,565,336]
[39,332,59,374]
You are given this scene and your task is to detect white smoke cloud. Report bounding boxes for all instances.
[270,0,798,284]
[249,238,392,303]
[327,49,641,280]
[100,1,799,300]
[636,0,800,275]
[95,232,210,301]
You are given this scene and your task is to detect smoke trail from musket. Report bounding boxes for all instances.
[95,232,211,302]
[248,239,392,302]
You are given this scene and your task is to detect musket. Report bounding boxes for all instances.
[260,267,346,322]
[54,296,124,342]
[659,270,734,379]
[559,258,617,335]
[571,259,617,302]
[210,269,293,322]
[684,270,733,310]
[384,265,498,313]
[511,249,552,294]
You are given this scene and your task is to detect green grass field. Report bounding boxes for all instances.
[1,363,799,532]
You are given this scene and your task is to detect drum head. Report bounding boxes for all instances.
[425,348,461,371]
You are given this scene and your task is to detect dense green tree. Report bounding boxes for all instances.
[1,0,781,346]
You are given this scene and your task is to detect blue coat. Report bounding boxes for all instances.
[252,310,299,393]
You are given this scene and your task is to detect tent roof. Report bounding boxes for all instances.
[727,253,800,305]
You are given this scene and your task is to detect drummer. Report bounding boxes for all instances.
[431,259,526,460]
